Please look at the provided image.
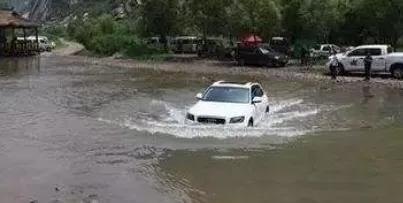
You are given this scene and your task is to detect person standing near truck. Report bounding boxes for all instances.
[364,52,373,81]
[329,51,339,80]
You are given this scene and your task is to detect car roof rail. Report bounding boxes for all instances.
[213,81,226,85]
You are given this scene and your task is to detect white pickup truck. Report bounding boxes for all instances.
[329,45,403,79]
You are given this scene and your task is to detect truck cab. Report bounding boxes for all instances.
[311,44,340,58]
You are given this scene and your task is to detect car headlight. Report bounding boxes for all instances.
[230,116,245,124]
[274,56,280,60]
[186,113,195,121]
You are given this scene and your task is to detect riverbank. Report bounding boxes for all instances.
[54,53,403,89]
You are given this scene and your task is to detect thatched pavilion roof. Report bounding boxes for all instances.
[0,10,38,28]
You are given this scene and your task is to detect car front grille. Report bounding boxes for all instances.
[197,117,226,125]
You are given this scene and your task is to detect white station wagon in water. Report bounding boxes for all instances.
[186,81,270,127]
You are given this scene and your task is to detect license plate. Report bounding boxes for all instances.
[206,119,216,123]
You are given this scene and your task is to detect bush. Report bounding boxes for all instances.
[67,14,165,58]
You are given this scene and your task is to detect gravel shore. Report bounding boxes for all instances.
[49,50,403,89]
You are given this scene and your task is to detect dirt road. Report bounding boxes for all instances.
[51,38,84,56]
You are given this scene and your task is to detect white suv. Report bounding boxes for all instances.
[186,81,270,127]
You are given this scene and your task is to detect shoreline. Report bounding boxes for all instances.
[48,52,403,89]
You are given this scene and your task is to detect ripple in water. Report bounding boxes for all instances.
[98,97,331,139]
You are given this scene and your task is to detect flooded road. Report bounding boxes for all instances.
[1,56,403,202]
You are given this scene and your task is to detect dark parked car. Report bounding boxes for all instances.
[270,37,291,55]
[236,45,289,67]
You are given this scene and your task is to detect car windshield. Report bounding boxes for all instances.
[259,48,270,54]
[203,87,250,104]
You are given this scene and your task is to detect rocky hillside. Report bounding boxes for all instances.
[7,0,140,22]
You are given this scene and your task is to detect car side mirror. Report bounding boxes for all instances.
[252,97,263,104]
[196,93,203,100]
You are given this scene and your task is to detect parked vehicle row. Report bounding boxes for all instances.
[147,36,403,79]
[17,36,55,52]
[196,37,235,59]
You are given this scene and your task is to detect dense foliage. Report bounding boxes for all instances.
[59,0,403,56]
[66,14,163,57]
[137,0,403,46]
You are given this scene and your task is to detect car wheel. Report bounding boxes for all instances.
[247,119,254,127]
[335,64,345,75]
[392,67,403,79]
[278,62,286,67]
[238,58,245,66]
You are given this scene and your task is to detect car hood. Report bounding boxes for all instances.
[388,52,403,57]
[329,53,346,60]
[188,101,253,118]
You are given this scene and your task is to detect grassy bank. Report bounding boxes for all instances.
[42,14,169,60]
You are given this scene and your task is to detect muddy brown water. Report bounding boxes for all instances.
[1,56,403,203]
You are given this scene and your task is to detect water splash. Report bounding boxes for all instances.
[98,98,327,139]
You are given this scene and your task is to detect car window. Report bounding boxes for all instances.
[240,47,255,54]
[251,85,264,98]
[203,87,250,104]
[322,46,331,51]
[368,48,382,56]
[348,49,366,57]
[259,48,270,54]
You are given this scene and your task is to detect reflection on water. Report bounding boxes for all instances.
[0,56,40,77]
[361,85,374,104]
[161,126,403,203]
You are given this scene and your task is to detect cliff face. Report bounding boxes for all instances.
[8,0,140,22]
[9,0,52,21]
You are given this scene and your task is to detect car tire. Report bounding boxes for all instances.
[278,62,286,67]
[247,119,254,127]
[335,64,345,76]
[392,67,403,79]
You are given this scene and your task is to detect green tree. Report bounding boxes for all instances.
[140,0,180,42]
[185,0,232,37]
[283,0,342,44]
[0,0,9,9]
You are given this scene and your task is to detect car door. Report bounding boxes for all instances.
[240,47,255,64]
[368,48,386,72]
[344,48,366,71]
[254,48,266,65]
[251,85,266,122]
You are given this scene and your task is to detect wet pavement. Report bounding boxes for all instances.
[1,56,403,203]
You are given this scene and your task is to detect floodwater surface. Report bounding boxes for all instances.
[1,56,403,203]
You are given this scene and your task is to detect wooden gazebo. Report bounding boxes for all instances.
[0,9,40,56]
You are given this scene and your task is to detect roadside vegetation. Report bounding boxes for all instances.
[42,0,403,58]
